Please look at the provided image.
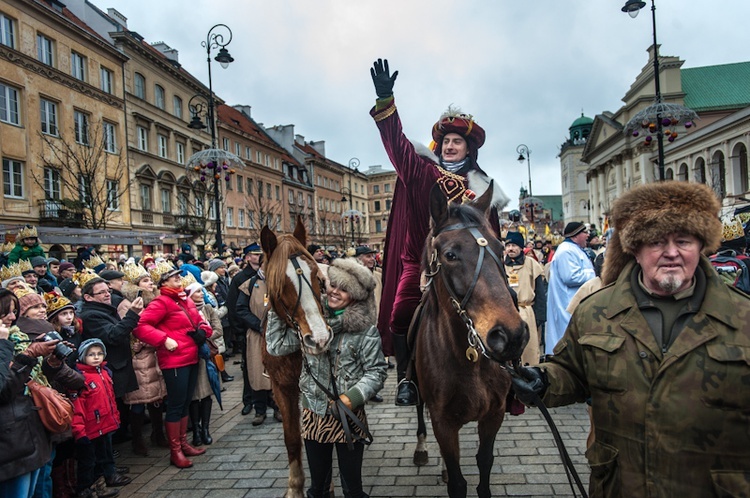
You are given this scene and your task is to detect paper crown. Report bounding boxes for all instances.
[722,217,745,242]
[180,271,198,288]
[17,225,38,239]
[18,259,33,274]
[0,263,22,281]
[149,260,179,284]
[44,291,73,317]
[1,241,14,253]
[74,269,100,288]
[13,284,37,300]
[83,255,105,270]
[122,263,149,283]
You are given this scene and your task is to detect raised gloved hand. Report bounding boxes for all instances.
[510,366,548,406]
[370,58,398,98]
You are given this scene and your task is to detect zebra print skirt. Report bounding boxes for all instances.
[301,407,369,444]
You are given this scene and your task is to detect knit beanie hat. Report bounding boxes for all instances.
[327,258,376,303]
[207,259,226,272]
[78,338,107,363]
[200,271,219,287]
[17,287,46,316]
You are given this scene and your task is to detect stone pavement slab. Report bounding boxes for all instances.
[119,365,590,497]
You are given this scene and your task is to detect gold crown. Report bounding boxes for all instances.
[1,241,14,253]
[722,217,745,242]
[83,255,105,270]
[0,263,22,281]
[17,225,38,239]
[44,291,73,316]
[13,284,37,300]
[122,263,149,283]
[74,269,100,288]
[149,260,178,284]
[18,259,33,274]
[181,271,197,288]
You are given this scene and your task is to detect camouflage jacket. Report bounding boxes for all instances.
[542,256,750,498]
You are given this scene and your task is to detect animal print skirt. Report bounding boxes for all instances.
[301,407,369,444]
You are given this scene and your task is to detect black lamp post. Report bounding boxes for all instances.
[516,144,532,196]
[341,187,355,247]
[622,0,666,181]
[190,24,234,250]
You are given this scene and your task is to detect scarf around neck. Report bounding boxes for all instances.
[441,157,469,173]
[160,285,187,302]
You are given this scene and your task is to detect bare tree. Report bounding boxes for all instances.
[35,124,128,230]
[242,194,283,243]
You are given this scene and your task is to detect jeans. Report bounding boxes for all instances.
[0,467,43,498]
[31,446,55,498]
[304,439,366,498]
[162,364,198,422]
[75,433,115,492]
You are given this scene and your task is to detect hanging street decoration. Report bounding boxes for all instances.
[624,102,699,147]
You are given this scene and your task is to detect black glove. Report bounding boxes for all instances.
[370,58,399,98]
[188,329,206,347]
[510,366,548,406]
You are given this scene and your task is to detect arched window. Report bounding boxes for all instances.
[694,157,706,184]
[678,163,688,182]
[134,72,146,99]
[665,168,674,180]
[731,142,748,194]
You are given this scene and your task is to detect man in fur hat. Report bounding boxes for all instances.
[370,58,509,405]
[511,182,750,497]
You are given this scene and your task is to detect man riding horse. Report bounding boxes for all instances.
[370,58,509,405]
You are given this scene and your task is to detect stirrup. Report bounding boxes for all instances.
[395,379,419,407]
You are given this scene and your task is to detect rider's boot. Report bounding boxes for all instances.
[393,333,419,406]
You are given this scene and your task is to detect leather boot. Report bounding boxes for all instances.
[165,420,192,468]
[147,403,169,448]
[130,410,149,456]
[179,416,206,456]
[392,334,419,406]
[200,397,213,445]
[189,401,202,447]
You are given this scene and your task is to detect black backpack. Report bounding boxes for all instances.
[709,250,750,294]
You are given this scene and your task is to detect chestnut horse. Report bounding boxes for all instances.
[260,219,332,498]
[413,184,529,498]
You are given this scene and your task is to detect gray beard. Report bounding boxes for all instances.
[657,275,684,294]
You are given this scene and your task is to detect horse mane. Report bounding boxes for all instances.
[431,202,490,236]
[264,234,316,304]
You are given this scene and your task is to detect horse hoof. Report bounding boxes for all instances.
[413,450,429,466]
[441,469,449,484]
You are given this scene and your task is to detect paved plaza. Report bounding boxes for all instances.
[119,366,591,498]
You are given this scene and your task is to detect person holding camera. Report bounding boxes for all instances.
[133,264,212,468]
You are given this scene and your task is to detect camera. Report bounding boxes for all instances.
[42,331,75,360]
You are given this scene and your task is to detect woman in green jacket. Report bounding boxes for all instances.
[266,258,387,498]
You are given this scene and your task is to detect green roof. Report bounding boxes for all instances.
[570,114,593,128]
[682,61,750,111]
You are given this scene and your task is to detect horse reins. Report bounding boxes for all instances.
[426,222,589,498]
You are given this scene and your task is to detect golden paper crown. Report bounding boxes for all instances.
[74,269,100,288]
[180,271,197,288]
[149,260,178,284]
[18,259,33,274]
[17,225,38,239]
[83,255,105,270]
[44,291,73,316]
[722,217,745,242]
[1,241,14,253]
[0,263,22,281]
[13,284,37,300]
[122,263,149,283]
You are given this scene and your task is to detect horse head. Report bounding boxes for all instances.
[426,183,529,363]
[261,217,332,355]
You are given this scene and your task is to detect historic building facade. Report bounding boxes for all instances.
[364,165,396,251]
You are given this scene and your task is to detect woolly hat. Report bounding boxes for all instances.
[58,262,75,274]
[327,258,376,303]
[504,231,525,248]
[601,181,722,285]
[307,244,321,255]
[58,277,78,298]
[563,222,587,238]
[78,338,106,363]
[200,271,219,287]
[207,259,226,272]
[17,287,46,316]
[184,282,204,298]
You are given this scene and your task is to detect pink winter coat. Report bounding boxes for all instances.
[133,293,211,370]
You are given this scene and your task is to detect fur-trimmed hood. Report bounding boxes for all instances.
[601,181,722,285]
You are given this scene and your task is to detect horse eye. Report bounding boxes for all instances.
[444,251,457,261]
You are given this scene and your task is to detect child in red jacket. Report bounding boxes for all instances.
[73,339,132,497]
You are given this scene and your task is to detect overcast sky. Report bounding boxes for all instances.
[104,0,750,202]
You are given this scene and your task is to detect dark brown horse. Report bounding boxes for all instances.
[414,184,529,498]
[260,219,332,498]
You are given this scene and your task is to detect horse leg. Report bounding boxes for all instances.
[475,416,503,498]
[273,381,305,498]
[432,420,467,498]
[413,401,428,466]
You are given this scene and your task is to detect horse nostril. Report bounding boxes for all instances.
[487,327,508,354]
[302,335,318,350]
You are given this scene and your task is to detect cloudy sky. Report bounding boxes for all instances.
[105,0,750,202]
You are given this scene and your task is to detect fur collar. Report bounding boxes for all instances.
[339,295,377,335]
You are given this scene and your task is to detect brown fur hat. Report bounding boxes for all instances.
[327,258,376,303]
[601,181,722,285]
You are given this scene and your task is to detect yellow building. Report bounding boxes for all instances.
[364,165,396,252]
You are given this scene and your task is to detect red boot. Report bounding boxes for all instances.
[179,416,206,456]
[165,420,193,468]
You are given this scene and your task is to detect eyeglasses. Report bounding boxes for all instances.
[91,290,111,296]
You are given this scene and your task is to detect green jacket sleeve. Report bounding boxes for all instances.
[265,310,300,356]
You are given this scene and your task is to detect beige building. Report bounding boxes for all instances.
[0,0,130,257]
[364,165,396,252]
[560,114,593,224]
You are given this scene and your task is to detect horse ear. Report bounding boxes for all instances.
[260,226,277,257]
[473,180,494,215]
[429,183,449,228]
[293,216,306,245]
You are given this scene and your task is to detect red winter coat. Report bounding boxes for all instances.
[71,362,119,441]
[133,293,211,370]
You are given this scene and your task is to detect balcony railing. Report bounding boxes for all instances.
[175,215,206,235]
[38,199,85,227]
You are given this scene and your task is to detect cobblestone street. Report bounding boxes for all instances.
[119,365,590,498]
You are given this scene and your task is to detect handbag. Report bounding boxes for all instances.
[26,380,74,434]
[213,353,225,371]
[206,338,220,358]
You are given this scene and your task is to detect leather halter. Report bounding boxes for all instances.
[277,252,317,333]
[425,222,508,361]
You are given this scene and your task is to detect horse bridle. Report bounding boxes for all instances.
[276,252,319,334]
[424,222,513,364]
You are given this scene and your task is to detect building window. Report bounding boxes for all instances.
[36,34,54,66]
[266,183,271,198]
[40,99,58,136]
[177,191,188,215]
[160,188,171,212]
[173,95,182,119]
[247,178,253,195]
[237,175,243,193]
[71,51,86,81]
[225,174,232,190]
[74,111,89,145]
[100,66,113,94]
[265,154,270,167]
[288,189,295,205]
[235,142,241,156]
[248,211,255,229]
[195,196,204,217]
[140,184,152,211]
[0,83,20,125]
[222,137,229,151]
[375,220,382,233]
[102,122,116,153]
[385,199,392,210]
[227,207,234,227]
[137,126,148,151]
[238,208,245,228]
[298,192,304,206]
[276,185,280,200]
[373,185,380,194]
[154,85,165,109]
[2,158,22,198]
[158,134,168,158]
[256,150,262,163]
[107,180,119,210]
[258,180,263,198]
[0,13,15,49]
[176,142,185,164]
[245,146,251,159]
[134,72,146,99]
[43,167,60,200]
[374,200,381,211]
[78,176,90,206]
[308,194,313,208]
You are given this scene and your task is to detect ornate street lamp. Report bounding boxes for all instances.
[516,144,532,196]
